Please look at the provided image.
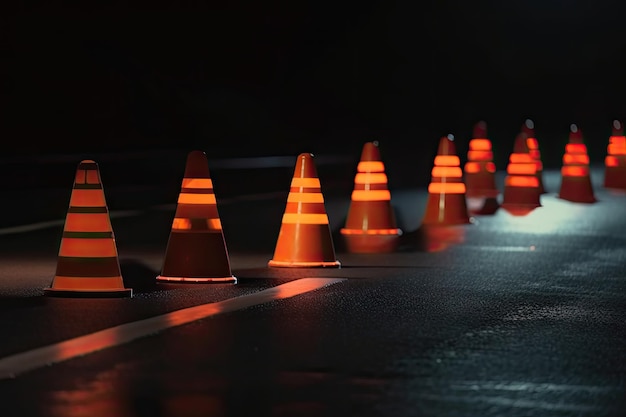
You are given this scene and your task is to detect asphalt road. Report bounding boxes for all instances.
[0,161,624,417]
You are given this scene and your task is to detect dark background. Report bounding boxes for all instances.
[2,1,626,169]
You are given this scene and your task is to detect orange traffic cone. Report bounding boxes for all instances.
[422,134,470,226]
[603,119,626,190]
[521,119,546,194]
[464,121,499,214]
[269,153,340,268]
[44,160,132,298]
[558,124,596,203]
[156,150,237,283]
[501,133,541,215]
[340,141,402,253]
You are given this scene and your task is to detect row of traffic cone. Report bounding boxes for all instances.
[45,151,344,298]
[44,120,626,298]
[449,119,625,215]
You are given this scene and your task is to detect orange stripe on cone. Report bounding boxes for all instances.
[269,153,340,267]
[558,124,596,203]
[45,160,132,298]
[157,151,236,283]
[340,141,402,253]
[603,120,626,190]
[501,133,541,216]
[422,135,470,226]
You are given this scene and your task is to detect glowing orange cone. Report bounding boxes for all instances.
[157,150,236,283]
[558,124,596,203]
[269,153,341,267]
[521,119,546,194]
[45,160,132,297]
[464,121,499,214]
[340,141,402,253]
[603,119,626,190]
[422,134,470,226]
[501,133,541,215]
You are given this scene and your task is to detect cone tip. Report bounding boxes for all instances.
[437,134,457,155]
[522,119,535,137]
[360,141,382,162]
[185,150,210,178]
[77,160,99,170]
[612,119,623,135]
[569,124,583,143]
[513,132,529,153]
[473,121,487,138]
[294,153,318,178]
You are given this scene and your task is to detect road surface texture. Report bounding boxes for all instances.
[0,155,624,417]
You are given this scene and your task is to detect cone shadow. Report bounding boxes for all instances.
[0,295,46,312]
[119,258,159,293]
[397,225,466,253]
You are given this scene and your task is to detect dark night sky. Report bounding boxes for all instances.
[2,1,626,164]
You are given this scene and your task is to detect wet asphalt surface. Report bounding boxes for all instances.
[0,158,624,417]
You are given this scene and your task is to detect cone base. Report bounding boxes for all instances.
[467,196,500,215]
[559,178,596,203]
[44,287,133,298]
[500,203,541,216]
[604,182,626,191]
[502,186,541,209]
[340,230,402,253]
[422,193,470,226]
[268,259,341,268]
[465,189,500,199]
[558,195,596,204]
[604,169,626,190]
[156,275,237,284]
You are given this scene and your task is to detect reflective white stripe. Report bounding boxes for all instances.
[0,278,346,379]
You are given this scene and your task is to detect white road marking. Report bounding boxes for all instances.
[0,277,346,379]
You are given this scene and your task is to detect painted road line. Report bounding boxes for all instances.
[0,277,346,379]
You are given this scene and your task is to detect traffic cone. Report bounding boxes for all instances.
[603,119,626,190]
[558,124,596,203]
[340,141,402,253]
[156,150,237,283]
[44,160,132,298]
[464,121,499,214]
[501,133,541,216]
[422,134,470,226]
[521,119,546,194]
[269,153,341,268]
